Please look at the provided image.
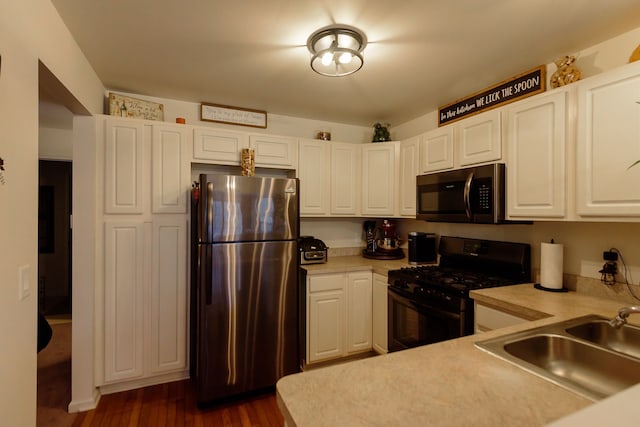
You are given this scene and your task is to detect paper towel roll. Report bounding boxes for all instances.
[540,242,564,289]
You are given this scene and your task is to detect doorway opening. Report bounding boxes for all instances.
[38,160,72,319]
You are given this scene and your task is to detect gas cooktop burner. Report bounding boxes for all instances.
[389,265,524,295]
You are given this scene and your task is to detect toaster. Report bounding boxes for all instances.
[299,236,328,265]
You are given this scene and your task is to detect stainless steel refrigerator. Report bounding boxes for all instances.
[193,174,300,405]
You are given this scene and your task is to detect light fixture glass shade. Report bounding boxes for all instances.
[307,25,367,77]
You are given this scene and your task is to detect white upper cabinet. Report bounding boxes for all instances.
[298,139,331,216]
[457,109,502,167]
[506,89,569,219]
[331,142,361,216]
[576,61,640,217]
[420,126,454,173]
[250,134,298,169]
[104,119,145,214]
[399,137,419,217]
[192,126,249,164]
[152,124,190,214]
[361,142,399,216]
[298,140,360,217]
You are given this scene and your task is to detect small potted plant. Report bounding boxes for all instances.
[372,123,390,142]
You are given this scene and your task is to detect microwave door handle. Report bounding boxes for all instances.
[463,171,474,220]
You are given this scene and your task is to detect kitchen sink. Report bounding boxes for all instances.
[475,315,640,400]
[566,319,640,359]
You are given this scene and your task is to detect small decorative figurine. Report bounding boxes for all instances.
[241,148,255,176]
[372,123,390,142]
[630,43,640,63]
[550,55,582,88]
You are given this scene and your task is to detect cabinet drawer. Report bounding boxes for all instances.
[308,273,345,293]
[475,304,528,333]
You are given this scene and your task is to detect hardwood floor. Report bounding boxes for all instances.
[72,380,284,427]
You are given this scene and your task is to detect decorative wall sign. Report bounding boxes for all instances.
[108,92,164,121]
[438,65,546,126]
[200,102,267,129]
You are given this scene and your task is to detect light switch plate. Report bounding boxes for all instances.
[18,264,31,301]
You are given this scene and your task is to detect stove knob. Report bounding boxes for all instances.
[393,279,408,289]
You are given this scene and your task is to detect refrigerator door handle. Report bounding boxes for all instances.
[206,181,214,242]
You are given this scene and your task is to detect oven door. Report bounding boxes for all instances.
[387,287,466,352]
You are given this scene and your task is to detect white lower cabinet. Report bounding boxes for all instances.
[372,273,388,354]
[104,221,145,383]
[307,271,373,364]
[347,271,373,353]
[307,274,346,363]
[102,218,188,388]
[474,302,529,333]
[149,219,187,374]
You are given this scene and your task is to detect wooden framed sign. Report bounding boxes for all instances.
[438,65,546,126]
[200,102,267,129]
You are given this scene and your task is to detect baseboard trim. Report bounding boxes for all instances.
[68,388,101,413]
[98,371,189,395]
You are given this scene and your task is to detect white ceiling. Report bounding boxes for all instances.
[50,0,640,127]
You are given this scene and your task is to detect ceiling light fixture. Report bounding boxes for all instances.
[306,24,367,77]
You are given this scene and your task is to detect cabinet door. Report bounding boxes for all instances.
[307,274,346,363]
[150,219,187,374]
[331,142,360,215]
[399,138,419,217]
[420,126,454,173]
[458,109,502,167]
[193,127,248,164]
[372,273,388,354]
[250,134,298,169]
[104,119,144,214]
[576,62,640,217]
[346,272,373,354]
[298,139,330,216]
[361,142,398,216]
[104,221,144,383]
[506,90,567,218]
[152,124,190,214]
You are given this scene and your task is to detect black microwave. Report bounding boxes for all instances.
[416,163,506,223]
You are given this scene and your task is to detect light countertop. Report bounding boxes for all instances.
[278,256,638,426]
[301,254,412,276]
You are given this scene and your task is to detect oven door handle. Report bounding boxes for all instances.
[463,171,474,220]
[409,299,461,321]
[389,288,462,321]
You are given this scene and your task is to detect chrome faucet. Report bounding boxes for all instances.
[609,306,640,328]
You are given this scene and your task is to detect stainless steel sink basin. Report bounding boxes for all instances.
[475,315,640,400]
[566,319,640,359]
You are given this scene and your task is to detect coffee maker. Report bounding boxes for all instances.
[362,219,404,259]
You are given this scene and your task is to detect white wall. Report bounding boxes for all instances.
[108,91,373,144]
[393,26,640,141]
[0,1,104,425]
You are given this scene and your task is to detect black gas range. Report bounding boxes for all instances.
[387,236,530,352]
